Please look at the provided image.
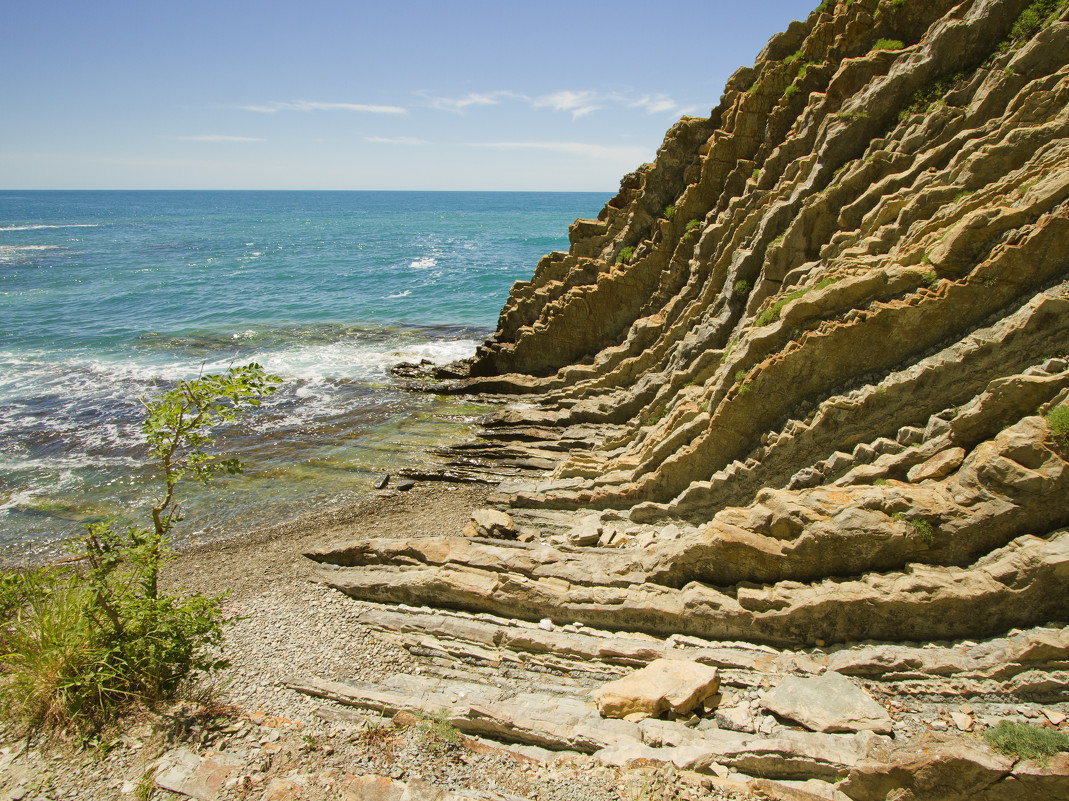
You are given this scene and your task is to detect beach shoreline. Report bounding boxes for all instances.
[1,480,732,800]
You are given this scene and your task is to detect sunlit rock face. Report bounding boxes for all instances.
[306,3,1069,794]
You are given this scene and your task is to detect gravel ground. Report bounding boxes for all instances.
[0,482,751,801]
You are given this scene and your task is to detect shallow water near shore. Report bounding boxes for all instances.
[0,190,609,560]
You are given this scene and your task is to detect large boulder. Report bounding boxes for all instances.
[461,508,516,539]
[592,659,720,720]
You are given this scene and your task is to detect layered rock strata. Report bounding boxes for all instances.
[374,0,1069,649]
[308,0,1069,796]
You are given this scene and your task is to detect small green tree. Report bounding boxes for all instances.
[1,364,281,731]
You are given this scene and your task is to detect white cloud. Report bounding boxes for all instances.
[239,101,406,114]
[532,90,600,119]
[430,91,518,112]
[177,135,266,142]
[471,141,651,162]
[628,94,681,115]
[365,136,429,145]
[427,88,688,120]
[236,104,281,114]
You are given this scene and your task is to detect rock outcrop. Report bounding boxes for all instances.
[306,0,1069,797]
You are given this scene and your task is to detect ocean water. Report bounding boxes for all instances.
[0,190,609,560]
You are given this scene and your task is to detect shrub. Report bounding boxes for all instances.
[1010,0,1064,42]
[985,721,1069,764]
[685,218,702,233]
[663,204,676,220]
[783,84,800,100]
[735,369,748,384]
[899,72,963,120]
[891,513,935,546]
[615,246,635,265]
[1,364,281,732]
[1047,404,1069,445]
[734,280,751,298]
[871,38,905,51]
[911,518,935,547]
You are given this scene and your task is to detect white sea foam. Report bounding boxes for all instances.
[0,224,99,232]
[387,290,412,298]
[0,487,44,516]
[409,257,437,269]
[250,336,477,383]
[0,245,63,261]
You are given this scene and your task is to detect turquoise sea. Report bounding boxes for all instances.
[0,191,609,560]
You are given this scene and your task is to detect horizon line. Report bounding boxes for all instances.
[0,187,617,193]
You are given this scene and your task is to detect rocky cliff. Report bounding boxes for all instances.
[306,0,1069,797]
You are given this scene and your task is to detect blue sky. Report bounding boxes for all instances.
[2,1,817,191]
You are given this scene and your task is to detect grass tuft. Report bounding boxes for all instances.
[872,38,905,51]
[985,721,1069,765]
[418,710,462,753]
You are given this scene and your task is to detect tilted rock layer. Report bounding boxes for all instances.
[356,0,1069,649]
[311,1,1069,796]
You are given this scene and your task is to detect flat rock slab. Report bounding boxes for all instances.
[762,672,893,735]
[840,741,1069,801]
[907,447,966,482]
[592,658,720,719]
[595,728,888,780]
[154,748,243,801]
[342,774,528,801]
